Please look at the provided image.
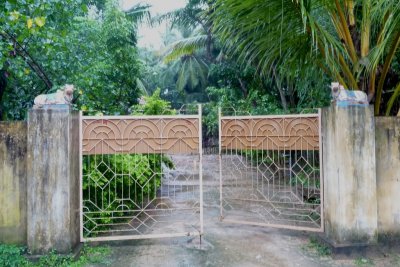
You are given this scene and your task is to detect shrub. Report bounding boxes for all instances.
[0,244,28,267]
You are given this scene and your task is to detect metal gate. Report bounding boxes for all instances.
[218,109,323,232]
[79,107,203,242]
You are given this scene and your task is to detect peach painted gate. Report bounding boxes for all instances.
[218,109,323,232]
[79,107,203,242]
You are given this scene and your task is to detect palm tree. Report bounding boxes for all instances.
[155,0,215,103]
[157,0,214,60]
[212,0,400,115]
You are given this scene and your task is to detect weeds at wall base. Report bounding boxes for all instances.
[0,243,112,267]
[303,236,332,257]
[354,257,374,266]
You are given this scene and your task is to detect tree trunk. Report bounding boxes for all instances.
[272,68,288,112]
[0,70,7,121]
[278,85,288,112]
[238,78,248,98]
[206,32,213,62]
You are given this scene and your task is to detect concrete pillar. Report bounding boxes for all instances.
[0,122,27,244]
[27,108,80,254]
[322,105,377,246]
[375,117,400,241]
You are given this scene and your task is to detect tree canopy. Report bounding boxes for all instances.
[212,0,400,115]
[0,0,144,119]
[1,0,399,119]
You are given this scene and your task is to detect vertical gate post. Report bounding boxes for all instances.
[198,104,204,235]
[322,105,377,248]
[27,108,80,254]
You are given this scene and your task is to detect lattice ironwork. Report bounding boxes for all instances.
[219,111,323,232]
[79,111,203,242]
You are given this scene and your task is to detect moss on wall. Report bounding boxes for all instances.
[0,122,27,244]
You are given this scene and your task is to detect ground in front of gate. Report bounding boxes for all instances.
[86,155,400,267]
[87,210,400,267]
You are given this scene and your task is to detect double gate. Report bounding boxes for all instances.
[79,107,323,242]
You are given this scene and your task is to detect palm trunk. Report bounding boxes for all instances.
[375,30,400,114]
[346,0,356,26]
[361,0,371,57]
[272,68,288,112]
[206,32,213,62]
[334,0,358,64]
[385,82,400,116]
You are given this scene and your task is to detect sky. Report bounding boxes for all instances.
[120,0,187,49]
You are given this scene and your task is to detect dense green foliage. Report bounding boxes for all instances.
[82,153,173,234]
[146,0,216,105]
[131,88,176,115]
[211,0,400,115]
[147,0,331,119]
[0,244,111,267]
[72,1,141,115]
[143,0,400,116]
[137,0,333,143]
[0,244,27,267]
[1,0,398,118]
[1,0,83,119]
[0,0,143,120]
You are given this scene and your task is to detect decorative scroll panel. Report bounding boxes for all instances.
[82,118,200,155]
[221,116,319,151]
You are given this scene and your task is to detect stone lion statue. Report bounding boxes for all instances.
[34,84,74,108]
[331,82,368,105]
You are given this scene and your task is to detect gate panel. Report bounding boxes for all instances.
[79,112,203,242]
[219,111,323,232]
[82,116,200,155]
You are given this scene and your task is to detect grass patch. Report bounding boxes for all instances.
[306,236,331,257]
[0,244,112,267]
[0,244,27,267]
[354,257,374,266]
[390,254,400,266]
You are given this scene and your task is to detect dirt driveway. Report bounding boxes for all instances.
[101,208,322,267]
[87,155,400,267]
[90,206,400,267]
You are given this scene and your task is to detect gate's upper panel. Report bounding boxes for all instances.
[220,114,319,151]
[82,116,200,155]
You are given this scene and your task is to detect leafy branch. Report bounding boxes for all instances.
[1,30,53,90]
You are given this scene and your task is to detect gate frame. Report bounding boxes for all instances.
[79,106,204,242]
[218,108,324,232]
